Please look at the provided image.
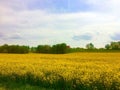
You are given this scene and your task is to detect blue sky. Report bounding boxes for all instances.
[27,0,91,12]
[0,0,120,47]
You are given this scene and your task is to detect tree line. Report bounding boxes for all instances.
[32,43,69,54]
[0,44,29,54]
[0,41,119,54]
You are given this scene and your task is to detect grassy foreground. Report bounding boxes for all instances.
[0,53,120,90]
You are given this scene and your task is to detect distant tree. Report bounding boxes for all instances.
[86,43,95,49]
[30,47,37,53]
[1,44,9,53]
[19,45,29,53]
[0,44,29,53]
[110,41,120,50]
[105,44,111,50]
[59,43,68,54]
[51,43,68,54]
[36,45,44,53]
[43,45,51,53]
[36,45,51,53]
[99,48,105,50]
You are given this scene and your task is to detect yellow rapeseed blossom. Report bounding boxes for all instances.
[0,53,120,89]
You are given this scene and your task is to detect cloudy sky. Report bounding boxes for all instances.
[0,0,120,47]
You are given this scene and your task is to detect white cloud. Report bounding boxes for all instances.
[0,0,120,47]
[86,0,120,14]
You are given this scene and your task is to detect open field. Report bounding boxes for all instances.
[0,53,120,90]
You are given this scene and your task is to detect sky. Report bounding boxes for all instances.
[0,0,120,47]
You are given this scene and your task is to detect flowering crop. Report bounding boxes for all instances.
[0,53,120,89]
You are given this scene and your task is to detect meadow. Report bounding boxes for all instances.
[0,53,120,90]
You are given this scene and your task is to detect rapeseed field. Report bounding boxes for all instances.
[0,53,120,90]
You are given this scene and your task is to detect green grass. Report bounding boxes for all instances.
[0,82,55,90]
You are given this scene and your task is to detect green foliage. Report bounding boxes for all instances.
[30,47,37,53]
[36,45,51,53]
[36,43,69,54]
[86,43,95,49]
[51,43,68,54]
[0,44,29,54]
[105,41,120,50]
[0,82,55,90]
[0,71,120,90]
[0,41,120,54]
[111,41,120,50]
[105,44,110,49]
